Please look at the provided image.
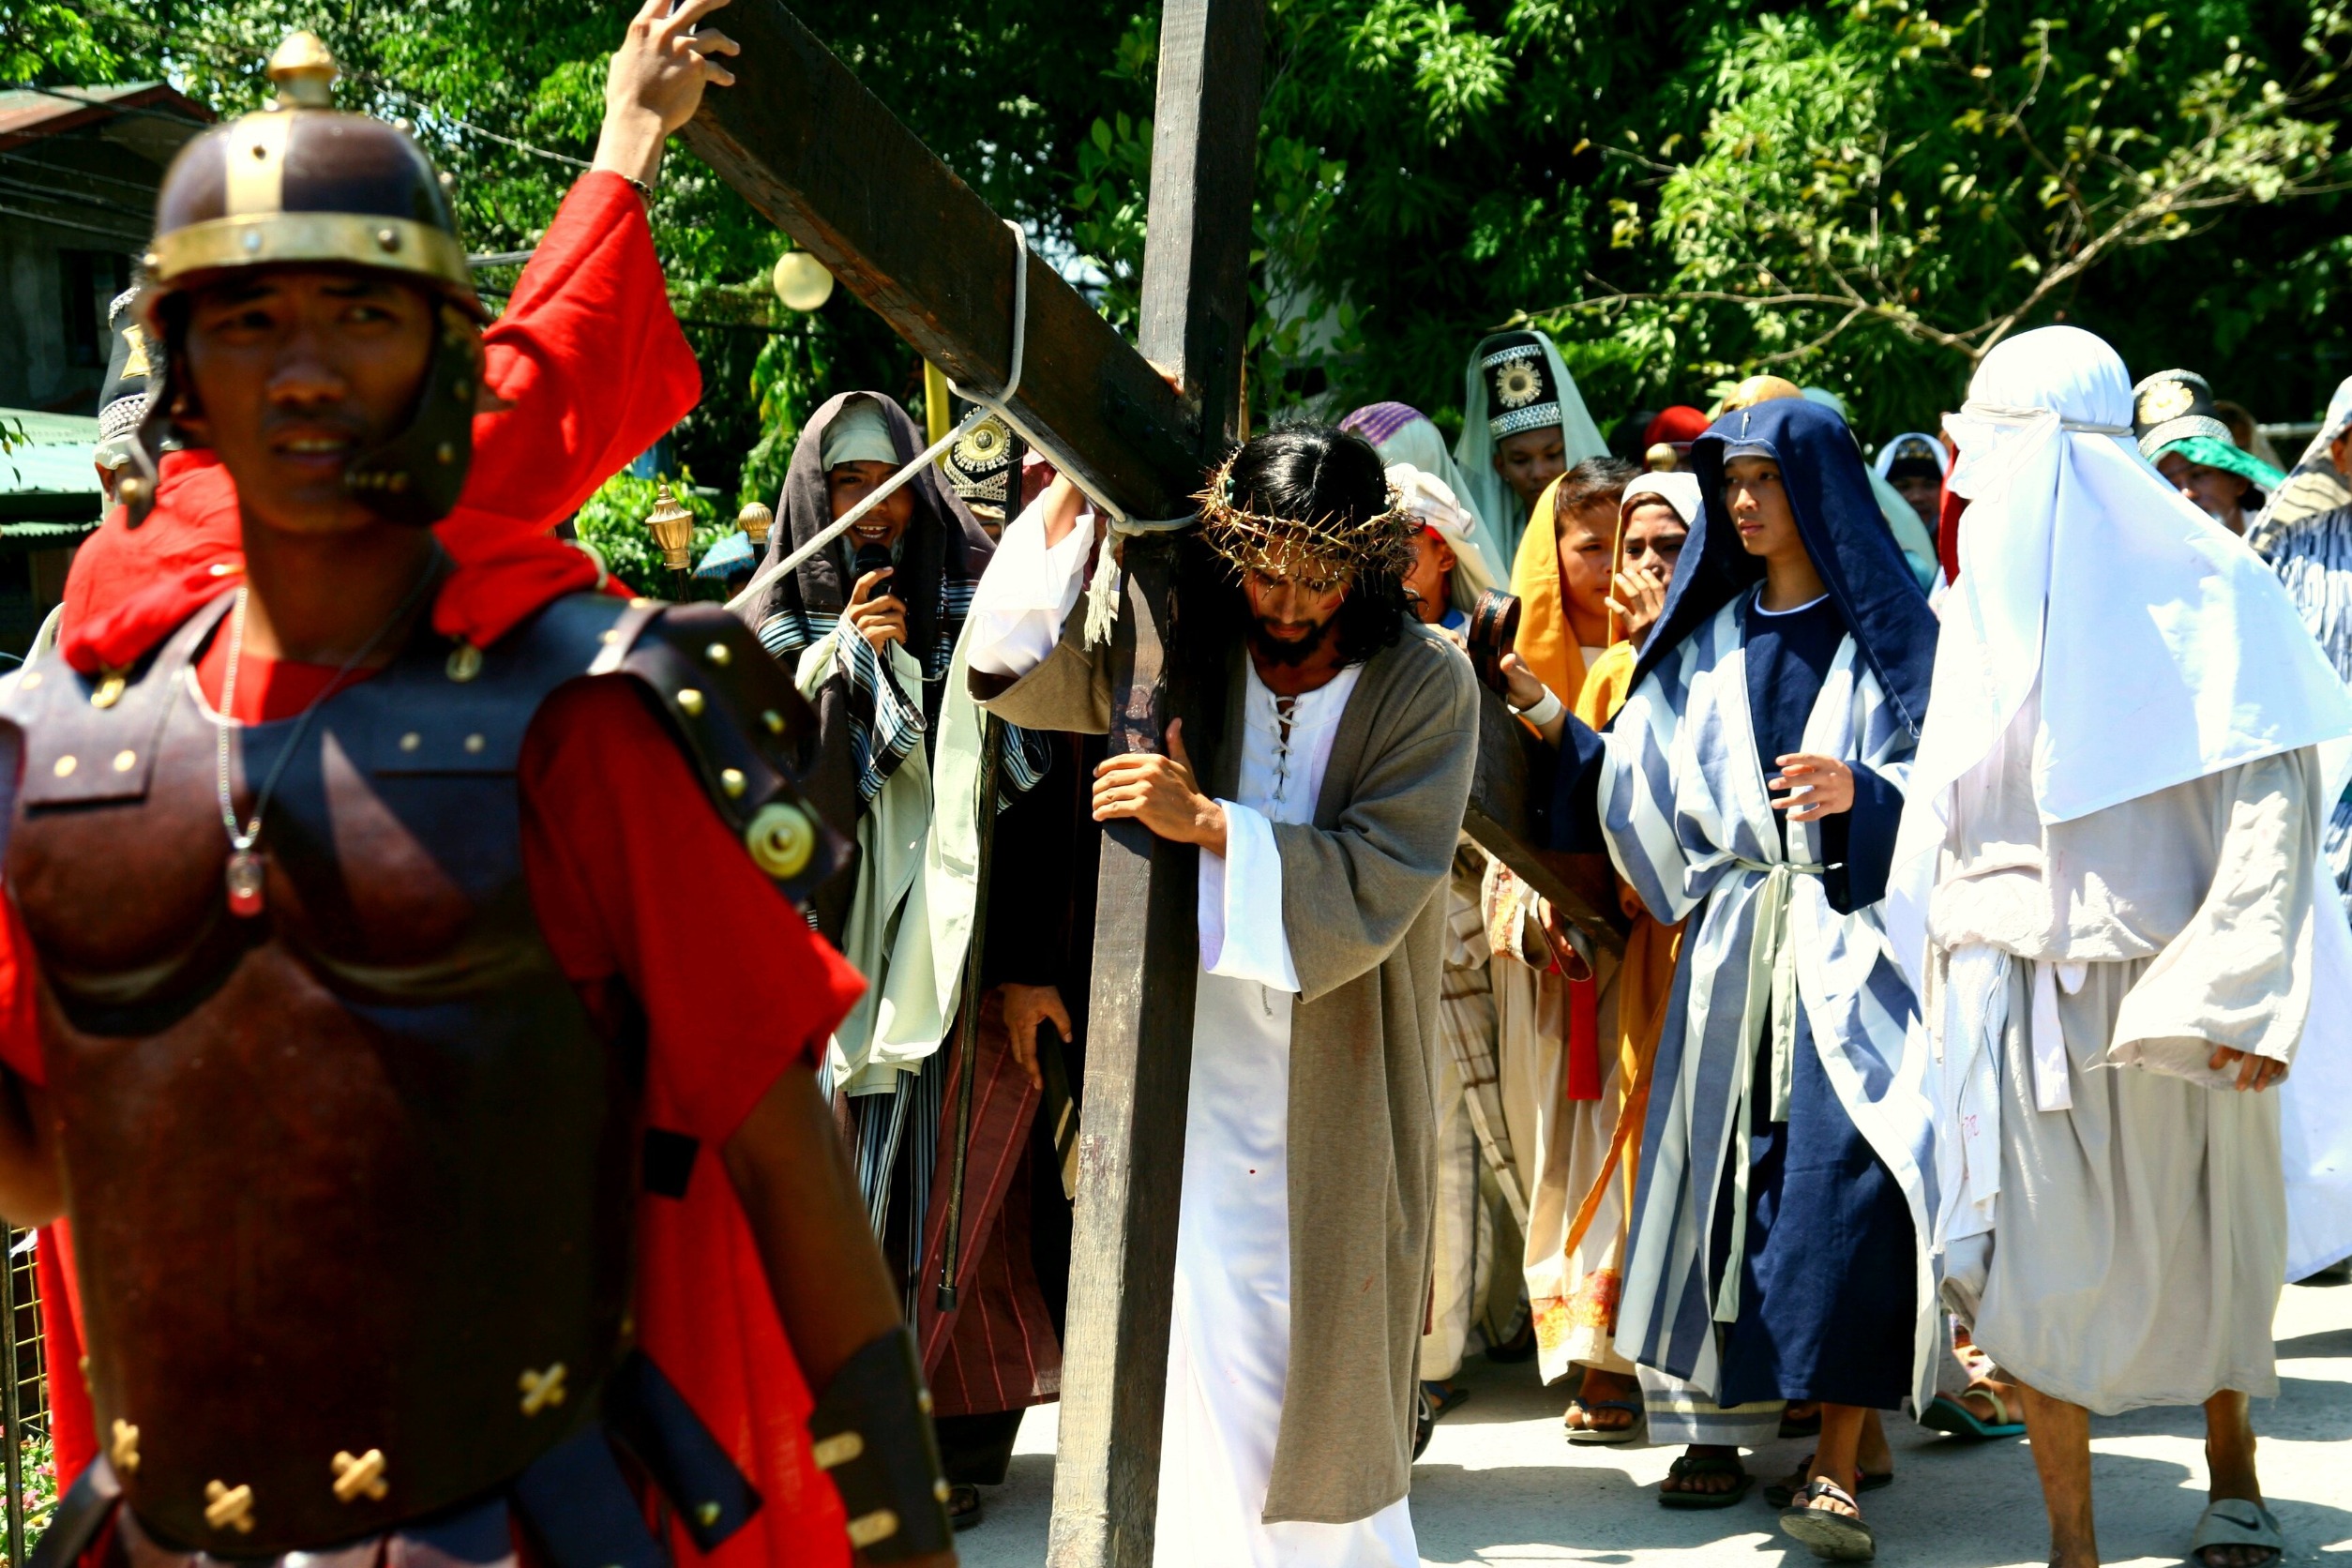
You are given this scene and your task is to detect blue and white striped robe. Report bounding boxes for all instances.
[1597,593,1943,1414]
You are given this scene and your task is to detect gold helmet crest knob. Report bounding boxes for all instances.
[268,32,339,109]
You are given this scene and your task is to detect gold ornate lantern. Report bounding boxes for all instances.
[644,482,696,577]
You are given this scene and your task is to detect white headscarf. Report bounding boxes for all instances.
[1911,324,2352,837]
[1386,461,1500,613]
[2249,374,2352,553]
[1452,330,1609,565]
[1620,469,1703,528]
[1872,430,1952,480]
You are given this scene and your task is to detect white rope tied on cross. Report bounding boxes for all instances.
[725,218,1034,616]
[720,215,1201,645]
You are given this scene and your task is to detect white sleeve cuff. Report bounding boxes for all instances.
[967,490,1096,678]
[1198,800,1300,991]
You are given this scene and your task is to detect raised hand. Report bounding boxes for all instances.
[595,0,741,187]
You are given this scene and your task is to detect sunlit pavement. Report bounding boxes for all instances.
[953,1278,2352,1565]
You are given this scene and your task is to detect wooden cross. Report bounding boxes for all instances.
[680,7,1262,1564]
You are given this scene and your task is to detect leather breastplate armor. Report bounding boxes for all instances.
[0,591,838,1557]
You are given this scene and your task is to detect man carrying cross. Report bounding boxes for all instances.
[965,426,1475,1563]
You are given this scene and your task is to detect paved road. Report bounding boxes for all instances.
[954,1278,2352,1564]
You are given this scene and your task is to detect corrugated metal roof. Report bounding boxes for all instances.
[0,408,101,525]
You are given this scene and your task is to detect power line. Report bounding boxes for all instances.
[60,6,598,173]
[0,147,168,198]
[0,202,145,243]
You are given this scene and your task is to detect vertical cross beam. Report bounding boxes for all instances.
[1048,4,1264,1565]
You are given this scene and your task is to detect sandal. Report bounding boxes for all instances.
[1779,1476,1877,1560]
[1565,1398,1643,1446]
[947,1484,983,1532]
[1658,1453,1752,1510]
[2192,1498,2284,1568]
[1921,1380,2027,1440]
[1764,1455,1893,1509]
[1779,1403,1822,1439]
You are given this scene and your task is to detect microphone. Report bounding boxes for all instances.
[852,544,895,593]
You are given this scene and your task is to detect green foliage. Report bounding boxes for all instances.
[22,0,2352,465]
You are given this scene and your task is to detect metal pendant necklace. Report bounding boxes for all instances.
[213,552,441,918]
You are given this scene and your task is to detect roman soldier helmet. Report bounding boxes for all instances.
[125,33,486,527]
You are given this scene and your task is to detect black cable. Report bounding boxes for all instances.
[0,173,153,223]
[0,149,168,199]
[0,203,146,243]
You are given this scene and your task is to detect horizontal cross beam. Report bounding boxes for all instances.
[677,2,1209,519]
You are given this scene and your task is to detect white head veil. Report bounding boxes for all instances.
[1386,461,1500,614]
[2249,374,2352,553]
[1912,324,2352,832]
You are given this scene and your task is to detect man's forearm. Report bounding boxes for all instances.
[0,1072,59,1229]
[721,1064,904,1389]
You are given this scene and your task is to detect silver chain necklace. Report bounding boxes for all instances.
[213,554,441,917]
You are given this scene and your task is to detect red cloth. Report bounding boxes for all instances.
[61,169,695,678]
[913,995,1060,1418]
[1564,975,1602,1102]
[8,665,864,1568]
[1643,406,1711,450]
[1937,482,1967,586]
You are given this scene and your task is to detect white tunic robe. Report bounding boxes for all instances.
[966,515,1417,1565]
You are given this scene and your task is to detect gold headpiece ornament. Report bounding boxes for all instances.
[1195,452,1419,592]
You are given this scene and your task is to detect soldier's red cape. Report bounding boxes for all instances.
[22,172,857,1568]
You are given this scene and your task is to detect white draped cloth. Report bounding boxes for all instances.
[965,506,1417,1567]
[1892,326,2352,1377]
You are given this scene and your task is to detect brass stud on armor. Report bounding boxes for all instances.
[745,803,814,880]
[53,755,75,778]
[629,597,656,610]
[91,670,127,709]
[331,1448,389,1503]
[109,1419,140,1475]
[810,1432,863,1470]
[436,443,456,465]
[518,1363,567,1417]
[446,642,483,684]
[720,768,746,799]
[463,734,486,754]
[845,1511,899,1549]
[703,642,731,668]
[676,688,706,716]
[760,709,784,735]
[400,732,422,752]
[694,1501,723,1529]
[113,750,136,773]
[375,226,401,253]
[204,1480,257,1534]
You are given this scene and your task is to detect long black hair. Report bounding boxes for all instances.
[1219,423,1411,667]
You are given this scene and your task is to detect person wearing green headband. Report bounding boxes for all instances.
[2133,369,2287,537]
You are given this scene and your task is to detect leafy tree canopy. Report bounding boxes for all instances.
[12,0,2352,491]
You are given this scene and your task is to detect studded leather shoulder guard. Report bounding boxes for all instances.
[590,598,850,908]
[807,1327,953,1562]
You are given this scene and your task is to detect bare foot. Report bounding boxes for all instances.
[1565,1367,1638,1433]
[1661,1443,1743,1499]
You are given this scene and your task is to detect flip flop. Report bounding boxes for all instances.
[1780,1476,1877,1560]
[1422,1381,1471,1421]
[947,1484,983,1532]
[1920,1381,2027,1440]
[2192,1498,2285,1568]
[1564,1398,1643,1446]
[1412,1384,1436,1460]
[1658,1453,1752,1510]
[1764,1455,1893,1509]
[1779,1406,1823,1439]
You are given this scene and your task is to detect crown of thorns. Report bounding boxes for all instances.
[1195,452,1419,589]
